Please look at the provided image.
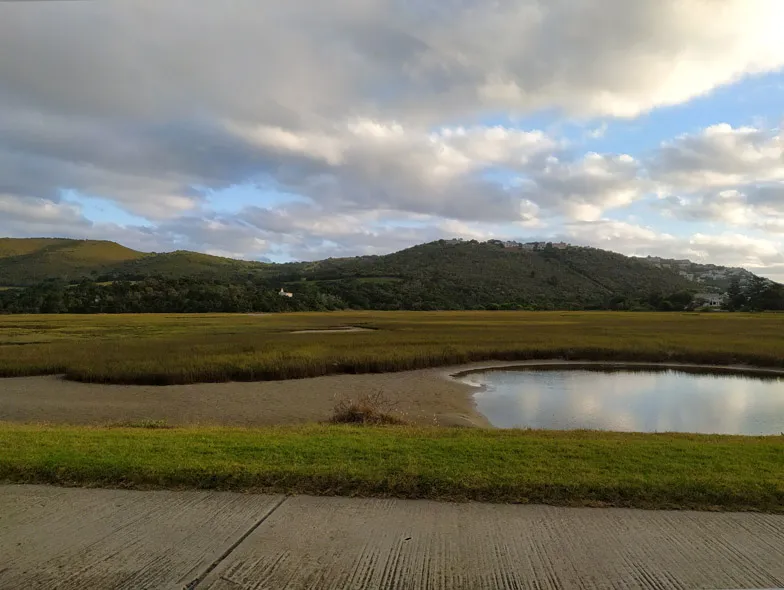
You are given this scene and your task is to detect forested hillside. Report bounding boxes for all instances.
[1,237,781,313]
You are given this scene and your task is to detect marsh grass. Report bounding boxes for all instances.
[1,311,784,384]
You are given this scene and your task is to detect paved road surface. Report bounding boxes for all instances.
[1,485,782,589]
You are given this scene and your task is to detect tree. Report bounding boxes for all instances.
[725,277,746,311]
[745,276,769,312]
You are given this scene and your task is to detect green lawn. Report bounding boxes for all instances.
[1,424,781,512]
[2,311,784,384]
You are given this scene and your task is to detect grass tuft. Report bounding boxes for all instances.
[105,419,171,429]
[329,391,406,425]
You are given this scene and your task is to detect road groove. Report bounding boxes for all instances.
[1,486,782,589]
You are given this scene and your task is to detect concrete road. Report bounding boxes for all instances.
[1,485,782,590]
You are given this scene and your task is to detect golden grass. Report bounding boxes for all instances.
[1,311,783,384]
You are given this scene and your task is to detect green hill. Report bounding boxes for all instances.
[108,251,269,281]
[0,238,145,286]
[270,240,695,309]
[0,239,273,286]
[1,236,772,312]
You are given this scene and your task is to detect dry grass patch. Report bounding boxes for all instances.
[329,391,407,425]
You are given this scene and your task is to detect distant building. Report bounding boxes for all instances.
[443,238,464,245]
[551,242,568,250]
[694,292,724,307]
[502,240,521,249]
[279,288,293,298]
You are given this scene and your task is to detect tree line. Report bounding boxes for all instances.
[1,273,782,314]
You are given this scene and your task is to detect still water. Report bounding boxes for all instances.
[457,365,784,435]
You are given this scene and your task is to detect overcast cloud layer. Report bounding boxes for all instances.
[1,0,784,279]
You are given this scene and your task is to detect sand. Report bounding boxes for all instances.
[0,367,489,428]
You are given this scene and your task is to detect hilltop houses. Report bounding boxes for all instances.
[504,241,569,251]
[278,288,293,298]
[444,238,571,251]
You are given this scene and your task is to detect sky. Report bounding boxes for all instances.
[1,1,784,280]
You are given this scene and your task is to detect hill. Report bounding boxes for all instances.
[635,255,759,291]
[271,240,696,309]
[108,250,270,281]
[0,238,145,286]
[0,239,273,286]
[1,236,779,312]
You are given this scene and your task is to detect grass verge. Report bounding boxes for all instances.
[1,424,781,512]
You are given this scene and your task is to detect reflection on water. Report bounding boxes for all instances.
[459,366,784,435]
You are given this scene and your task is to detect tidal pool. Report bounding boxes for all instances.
[456,364,784,435]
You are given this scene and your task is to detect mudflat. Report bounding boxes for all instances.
[0,368,488,427]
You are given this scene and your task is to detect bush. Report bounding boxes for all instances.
[329,391,406,425]
[107,419,171,429]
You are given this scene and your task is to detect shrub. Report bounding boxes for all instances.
[108,419,171,429]
[329,390,406,425]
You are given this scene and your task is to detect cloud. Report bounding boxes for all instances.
[2,0,784,279]
[649,124,784,234]
[0,195,85,227]
[520,153,644,221]
[650,123,784,190]
[1,0,783,221]
[4,1,783,122]
[656,191,757,225]
[231,120,557,222]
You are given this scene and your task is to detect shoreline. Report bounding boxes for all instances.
[0,366,488,428]
[2,359,783,429]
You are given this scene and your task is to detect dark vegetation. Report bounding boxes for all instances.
[2,237,781,313]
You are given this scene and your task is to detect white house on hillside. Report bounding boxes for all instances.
[279,288,293,298]
[694,292,724,307]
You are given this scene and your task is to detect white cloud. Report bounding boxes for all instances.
[1,1,784,279]
[520,153,644,221]
[650,123,784,190]
[3,0,783,123]
[657,190,758,225]
[0,194,85,226]
[229,119,559,223]
[0,0,783,221]
[564,219,677,250]
[687,232,783,267]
